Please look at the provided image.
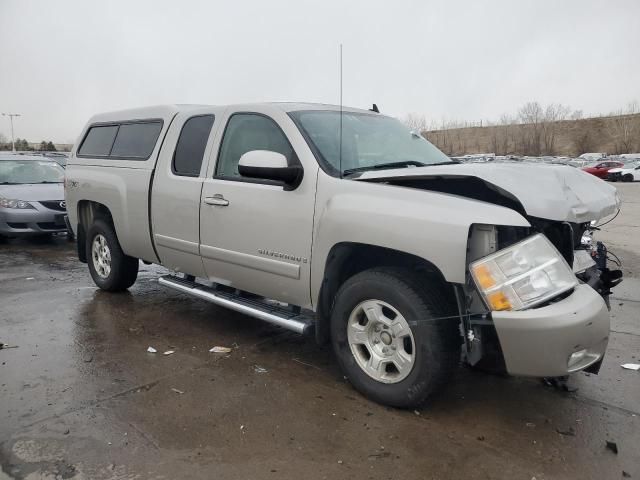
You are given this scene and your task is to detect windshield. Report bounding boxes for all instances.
[624,161,640,169]
[0,160,65,184]
[289,110,451,175]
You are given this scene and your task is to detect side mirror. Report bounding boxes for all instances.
[238,150,303,188]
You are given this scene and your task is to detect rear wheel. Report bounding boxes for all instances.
[330,267,461,408]
[623,173,634,182]
[86,219,138,291]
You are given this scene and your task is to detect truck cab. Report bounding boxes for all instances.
[65,103,621,407]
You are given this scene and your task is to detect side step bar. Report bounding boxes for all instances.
[158,275,315,335]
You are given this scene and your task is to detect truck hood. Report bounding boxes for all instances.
[355,163,620,223]
[0,183,64,202]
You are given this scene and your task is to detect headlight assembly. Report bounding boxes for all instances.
[0,197,36,209]
[470,233,577,311]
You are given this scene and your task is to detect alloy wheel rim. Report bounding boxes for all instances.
[347,299,416,384]
[92,234,111,278]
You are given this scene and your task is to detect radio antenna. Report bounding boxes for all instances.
[339,43,343,178]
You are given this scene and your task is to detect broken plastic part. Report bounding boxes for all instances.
[209,346,231,353]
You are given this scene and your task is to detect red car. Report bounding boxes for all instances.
[582,161,624,179]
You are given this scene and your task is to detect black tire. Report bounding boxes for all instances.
[330,267,461,408]
[86,218,138,291]
[623,174,634,182]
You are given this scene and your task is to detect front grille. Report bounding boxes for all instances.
[39,200,66,211]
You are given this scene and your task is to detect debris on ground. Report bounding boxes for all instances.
[526,422,536,428]
[26,277,34,280]
[0,342,19,350]
[163,350,175,356]
[83,356,93,363]
[147,346,157,353]
[292,358,322,370]
[620,363,640,371]
[209,346,231,353]
[171,388,184,394]
[605,440,619,454]
[556,427,576,437]
[254,365,268,373]
[622,471,631,478]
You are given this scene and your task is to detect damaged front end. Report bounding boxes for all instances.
[357,162,622,377]
[461,218,622,377]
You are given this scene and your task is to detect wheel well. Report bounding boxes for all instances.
[315,242,455,344]
[76,200,115,263]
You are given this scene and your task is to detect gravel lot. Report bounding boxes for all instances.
[1,183,639,480]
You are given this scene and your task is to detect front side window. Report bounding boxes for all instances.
[289,110,451,176]
[216,114,293,178]
[173,115,215,177]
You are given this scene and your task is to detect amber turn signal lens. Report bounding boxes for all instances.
[487,291,511,311]
[473,264,496,289]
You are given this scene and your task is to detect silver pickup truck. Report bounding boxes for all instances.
[65,103,621,407]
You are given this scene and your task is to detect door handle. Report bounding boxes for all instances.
[204,194,229,207]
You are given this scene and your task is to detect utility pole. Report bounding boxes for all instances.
[2,113,21,152]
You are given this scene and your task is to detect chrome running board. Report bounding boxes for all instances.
[158,275,315,335]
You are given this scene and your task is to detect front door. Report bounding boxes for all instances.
[199,112,316,307]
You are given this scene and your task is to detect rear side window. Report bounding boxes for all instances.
[77,120,163,160]
[111,122,163,158]
[77,125,118,157]
[172,115,215,177]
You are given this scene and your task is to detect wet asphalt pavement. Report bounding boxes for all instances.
[1,184,639,480]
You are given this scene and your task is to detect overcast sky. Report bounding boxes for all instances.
[1,0,639,144]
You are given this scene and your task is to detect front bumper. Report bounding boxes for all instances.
[491,284,609,377]
[0,206,67,236]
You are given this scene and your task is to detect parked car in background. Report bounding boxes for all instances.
[42,152,69,168]
[579,153,607,162]
[607,161,640,182]
[582,161,624,179]
[0,154,67,238]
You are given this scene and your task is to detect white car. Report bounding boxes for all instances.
[607,161,640,182]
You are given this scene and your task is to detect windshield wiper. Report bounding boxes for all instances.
[38,181,63,184]
[0,182,19,185]
[343,161,427,176]
[424,160,461,166]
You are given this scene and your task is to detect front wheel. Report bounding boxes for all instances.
[86,219,138,291]
[330,268,461,408]
[623,174,634,182]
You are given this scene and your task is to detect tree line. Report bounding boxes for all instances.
[406,100,640,157]
[0,134,58,152]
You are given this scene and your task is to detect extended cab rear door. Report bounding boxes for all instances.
[151,108,221,276]
[199,107,318,308]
